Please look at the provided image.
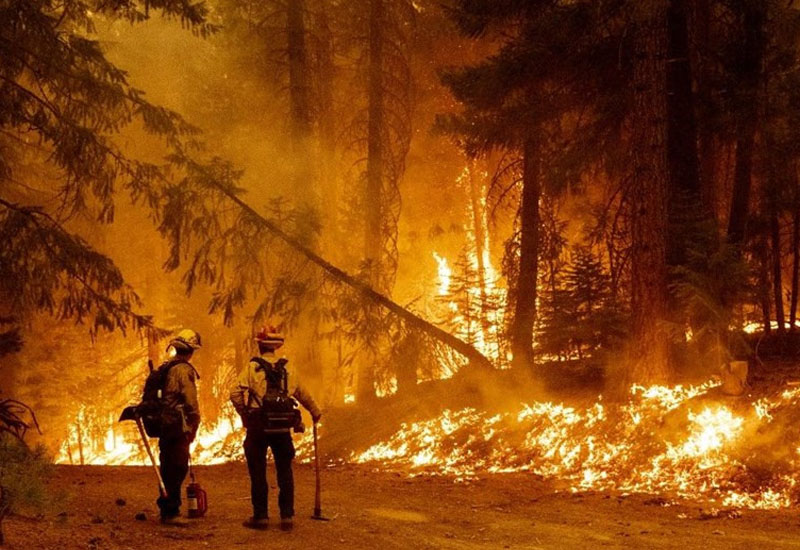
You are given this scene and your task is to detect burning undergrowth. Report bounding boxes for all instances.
[56,403,315,467]
[55,371,800,512]
[352,380,800,510]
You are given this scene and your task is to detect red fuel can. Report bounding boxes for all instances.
[186,481,208,518]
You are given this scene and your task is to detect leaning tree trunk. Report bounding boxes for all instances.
[510,136,541,373]
[727,3,765,248]
[211,186,493,368]
[629,8,672,384]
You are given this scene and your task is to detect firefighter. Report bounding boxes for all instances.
[158,329,202,526]
[230,326,322,531]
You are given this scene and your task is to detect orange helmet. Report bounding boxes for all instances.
[255,325,284,348]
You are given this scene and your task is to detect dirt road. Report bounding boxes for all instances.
[5,464,800,549]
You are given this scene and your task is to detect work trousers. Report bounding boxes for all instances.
[157,435,191,518]
[244,429,296,519]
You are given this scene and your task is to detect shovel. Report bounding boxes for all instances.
[119,406,167,499]
[311,421,329,521]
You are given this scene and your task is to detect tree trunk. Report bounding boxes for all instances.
[666,0,701,203]
[693,0,716,214]
[727,4,765,247]
[358,0,386,402]
[76,423,85,466]
[288,0,311,147]
[365,0,384,278]
[467,161,492,339]
[666,0,704,330]
[791,200,799,331]
[288,0,327,399]
[315,0,337,221]
[770,202,785,334]
[395,331,419,395]
[759,230,772,334]
[629,8,671,384]
[510,137,540,372]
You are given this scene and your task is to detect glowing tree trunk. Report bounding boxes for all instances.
[791,174,800,331]
[315,1,337,216]
[468,162,492,336]
[758,229,772,334]
[629,9,671,384]
[770,199,786,334]
[288,0,328,395]
[358,0,386,402]
[791,215,800,332]
[288,0,312,155]
[510,137,540,372]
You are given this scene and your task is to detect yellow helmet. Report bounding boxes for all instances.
[169,328,202,352]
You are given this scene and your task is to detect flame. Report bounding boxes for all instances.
[55,375,800,511]
[432,252,452,296]
[56,402,314,466]
[353,379,800,510]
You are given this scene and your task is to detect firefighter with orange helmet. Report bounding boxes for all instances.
[230,325,321,531]
[158,328,202,526]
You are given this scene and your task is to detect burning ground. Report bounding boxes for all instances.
[48,362,800,517]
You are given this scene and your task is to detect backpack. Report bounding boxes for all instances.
[247,357,300,432]
[139,359,192,438]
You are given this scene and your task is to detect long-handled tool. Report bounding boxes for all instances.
[120,406,167,499]
[311,421,329,521]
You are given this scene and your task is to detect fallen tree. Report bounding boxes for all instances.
[204,178,494,369]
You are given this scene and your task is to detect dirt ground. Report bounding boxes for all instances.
[5,464,800,550]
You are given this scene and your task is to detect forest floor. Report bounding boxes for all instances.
[5,463,800,550]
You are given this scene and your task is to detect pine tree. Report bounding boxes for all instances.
[537,247,625,361]
[0,0,216,348]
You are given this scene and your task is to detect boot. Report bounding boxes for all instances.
[280,516,293,532]
[242,517,269,530]
[160,515,190,527]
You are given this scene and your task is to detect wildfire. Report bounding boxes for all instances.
[56,403,315,466]
[353,380,800,510]
[432,252,452,296]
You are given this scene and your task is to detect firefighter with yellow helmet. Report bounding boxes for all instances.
[230,326,322,531]
[157,328,202,526]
